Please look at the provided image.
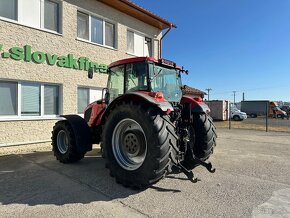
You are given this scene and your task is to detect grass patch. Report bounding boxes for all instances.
[214,121,290,133]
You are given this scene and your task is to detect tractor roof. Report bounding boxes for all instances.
[109,57,181,69]
[109,57,157,68]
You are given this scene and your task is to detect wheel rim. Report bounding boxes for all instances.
[57,130,69,154]
[112,118,147,171]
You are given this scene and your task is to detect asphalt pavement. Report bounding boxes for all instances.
[0,129,290,218]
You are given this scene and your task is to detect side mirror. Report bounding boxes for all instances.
[88,68,94,79]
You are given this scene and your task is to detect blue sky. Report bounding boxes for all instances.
[133,0,290,102]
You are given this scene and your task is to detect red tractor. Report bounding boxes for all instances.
[51,57,217,188]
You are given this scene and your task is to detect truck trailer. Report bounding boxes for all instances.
[241,100,288,119]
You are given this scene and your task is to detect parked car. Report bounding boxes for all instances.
[231,107,247,121]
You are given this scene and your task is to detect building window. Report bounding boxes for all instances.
[127,30,152,57]
[0,0,61,33]
[44,0,59,32]
[77,88,89,114]
[21,83,41,116]
[105,22,115,47]
[77,11,89,40]
[77,87,102,114]
[77,11,116,48]
[0,81,60,119]
[44,85,59,115]
[127,31,134,54]
[91,16,103,44]
[0,0,17,20]
[0,81,17,116]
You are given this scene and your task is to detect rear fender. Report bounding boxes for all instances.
[181,96,210,113]
[60,115,92,153]
[101,92,174,124]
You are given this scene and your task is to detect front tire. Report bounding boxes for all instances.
[250,114,257,118]
[51,121,85,163]
[233,115,241,121]
[103,103,177,188]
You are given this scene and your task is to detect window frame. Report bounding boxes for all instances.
[77,9,117,49]
[0,80,62,121]
[0,0,63,35]
[126,28,154,57]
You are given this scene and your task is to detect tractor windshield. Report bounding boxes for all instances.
[149,64,182,102]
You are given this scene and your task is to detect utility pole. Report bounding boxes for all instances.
[205,88,212,101]
[233,91,237,104]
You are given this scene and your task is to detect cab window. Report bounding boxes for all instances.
[126,62,148,92]
[108,65,125,101]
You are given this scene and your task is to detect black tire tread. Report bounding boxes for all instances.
[51,121,85,163]
[103,103,177,188]
[192,113,217,161]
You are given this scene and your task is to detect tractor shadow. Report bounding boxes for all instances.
[0,148,180,206]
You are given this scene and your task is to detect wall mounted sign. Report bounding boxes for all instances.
[0,44,108,73]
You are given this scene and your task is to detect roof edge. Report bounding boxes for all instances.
[120,0,177,29]
[97,0,176,30]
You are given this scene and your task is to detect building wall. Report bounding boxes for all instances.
[0,0,162,146]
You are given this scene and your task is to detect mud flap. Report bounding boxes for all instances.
[191,102,210,113]
[61,115,92,153]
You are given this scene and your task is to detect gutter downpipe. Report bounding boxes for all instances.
[160,24,173,58]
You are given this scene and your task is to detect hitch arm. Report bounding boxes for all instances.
[178,163,198,183]
[193,158,216,173]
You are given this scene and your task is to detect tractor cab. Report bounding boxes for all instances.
[107,57,183,103]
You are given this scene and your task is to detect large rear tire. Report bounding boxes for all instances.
[51,121,85,163]
[192,113,217,161]
[102,103,177,188]
[182,113,217,170]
